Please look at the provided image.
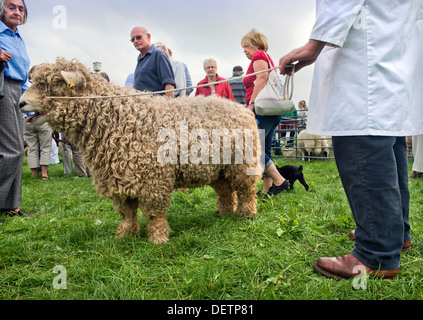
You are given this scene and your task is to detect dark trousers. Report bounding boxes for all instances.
[332,136,410,270]
[0,79,24,209]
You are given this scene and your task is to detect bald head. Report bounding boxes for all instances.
[130,26,152,56]
[131,26,148,36]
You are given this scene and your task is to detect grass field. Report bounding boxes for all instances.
[1,157,422,301]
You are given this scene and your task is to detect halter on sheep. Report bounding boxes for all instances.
[20,57,262,244]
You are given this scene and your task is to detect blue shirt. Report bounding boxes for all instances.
[133,44,175,94]
[0,21,30,93]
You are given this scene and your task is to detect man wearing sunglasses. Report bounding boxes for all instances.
[130,26,175,98]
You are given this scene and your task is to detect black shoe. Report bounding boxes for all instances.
[256,190,271,201]
[267,180,290,197]
[0,209,29,217]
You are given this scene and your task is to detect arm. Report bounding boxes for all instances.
[164,84,175,98]
[157,51,176,98]
[280,1,366,75]
[279,39,326,75]
[248,59,269,111]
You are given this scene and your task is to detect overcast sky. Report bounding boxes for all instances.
[21,0,316,103]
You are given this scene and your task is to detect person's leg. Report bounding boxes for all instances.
[24,121,40,175]
[393,137,411,244]
[332,136,405,270]
[61,138,74,175]
[256,115,287,194]
[0,81,24,210]
[38,123,53,177]
[71,145,88,178]
[411,134,423,175]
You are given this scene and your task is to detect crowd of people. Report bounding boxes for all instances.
[1,0,422,282]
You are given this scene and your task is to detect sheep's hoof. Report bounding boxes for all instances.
[147,230,170,244]
[218,211,235,216]
[147,218,170,244]
[115,221,139,237]
[149,235,169,245]
[115,229,139,238]
[236,211,256,219]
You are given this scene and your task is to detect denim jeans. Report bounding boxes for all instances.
[256,114,282,170]
[332,136,410,270]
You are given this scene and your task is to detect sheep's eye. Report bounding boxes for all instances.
[35,81,46,88]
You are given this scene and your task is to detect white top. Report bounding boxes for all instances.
[307,0,423,137]
[169,58,187,97]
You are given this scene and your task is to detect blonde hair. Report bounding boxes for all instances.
[241,29,268,52]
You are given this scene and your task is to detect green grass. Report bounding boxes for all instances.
[1,158,422,300]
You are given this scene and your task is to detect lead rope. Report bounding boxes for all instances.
[45,64,295,100]
[284,63,295,101]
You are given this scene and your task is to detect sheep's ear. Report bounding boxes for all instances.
[61,71,85,89]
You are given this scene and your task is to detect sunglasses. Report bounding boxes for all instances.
[130,35,143,43]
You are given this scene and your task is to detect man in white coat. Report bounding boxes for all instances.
[280,0,423,279]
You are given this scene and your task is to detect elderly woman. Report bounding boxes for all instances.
[242,29,289,197]
[0,0,30,222]
[195,58,234,101]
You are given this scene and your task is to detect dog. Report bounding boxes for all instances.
[277,165,309,191]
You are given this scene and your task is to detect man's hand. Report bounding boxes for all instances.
[164,84,175,98]
[279,40,326,75]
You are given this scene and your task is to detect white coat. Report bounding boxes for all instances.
[307,0,423,137]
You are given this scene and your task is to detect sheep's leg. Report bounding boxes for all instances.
[237,184,257,218]
[139,196,172,244]
[113,196,140,237]
[146,214,171,245]
[229,171,257,218]
[211,178,237,216]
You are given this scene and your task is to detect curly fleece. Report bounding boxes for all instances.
[23,57,262,244]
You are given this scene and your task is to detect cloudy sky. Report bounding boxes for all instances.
[21,0,316,103]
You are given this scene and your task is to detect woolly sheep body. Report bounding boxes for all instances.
[20,58,262,244]
[297,130,331,161]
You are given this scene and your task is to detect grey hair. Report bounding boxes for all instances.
[203,58,217,69]
[153,41,166,49]
[0,0,28,25]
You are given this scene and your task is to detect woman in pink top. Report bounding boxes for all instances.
[242,29,289,197]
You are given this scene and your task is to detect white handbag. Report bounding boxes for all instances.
[254,54,295,116]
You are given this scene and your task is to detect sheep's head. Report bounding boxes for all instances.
[19,57,91,131]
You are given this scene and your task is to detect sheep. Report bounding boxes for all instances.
[19,57,262,244]
[297,130,332,161]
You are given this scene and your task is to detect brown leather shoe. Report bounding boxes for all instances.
[402,240,412,253]
[313,253,399,280]
[348,230,412,252]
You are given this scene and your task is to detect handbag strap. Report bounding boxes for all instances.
[263,51,295,100]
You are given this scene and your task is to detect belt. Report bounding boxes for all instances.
[5,77,23,85]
